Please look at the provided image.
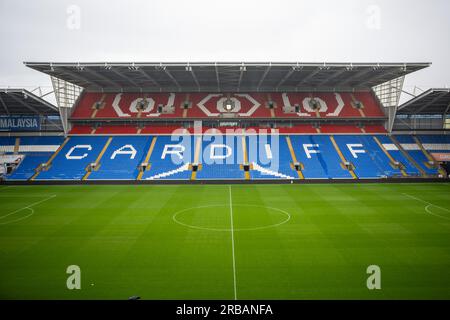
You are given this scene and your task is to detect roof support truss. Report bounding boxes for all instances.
[0,94,9,115]
[138,69,162,89]
[60,68,103,88]
[357,68,403,88]
[163,68,181,90]
[84,67,121,89]
[188,66,201,91]
[257,64,272,90]
[416,91,449,114]
[7,92,41,115]
[110,68,141,88]
[275,68,296,90]
[24,62,431,93]
[215,64,220,91]
[337,67,375,87]
[317,68,348,87]
[444,103,450,117]
[296,68,322,86]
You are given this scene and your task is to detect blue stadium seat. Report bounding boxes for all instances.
[395,135,438,175]
[6,136,64,180]
[19,136,64,145]
[290,135,352,179]
[36,136,109,180]
[196,135,244,179]
[376,135,421,176]
[0,137,16,145]
[248,135,297,179]
[8,153,53,180]
[0,137,16,154]
[141,135,194,180]
[417,134,450,144]
[6,134,448,181]
[88,136,152,180]
[334,135,401,178]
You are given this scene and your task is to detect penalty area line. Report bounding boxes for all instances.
[228,185,237,300]
[402,193,450,221]
[0,194,57,221]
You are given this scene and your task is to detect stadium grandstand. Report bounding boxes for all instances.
[0,61,449,182]
[0,88,64,179]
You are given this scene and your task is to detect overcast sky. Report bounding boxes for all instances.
[0,0,449,103]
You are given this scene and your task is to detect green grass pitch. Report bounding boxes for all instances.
[0,183,449,300]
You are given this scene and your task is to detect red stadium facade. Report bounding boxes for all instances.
[71,91,385,119]
[69,90,387,135]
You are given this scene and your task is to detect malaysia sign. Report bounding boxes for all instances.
[0,116,41,131]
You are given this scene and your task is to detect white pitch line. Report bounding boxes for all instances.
[228,185,237,300]
[402,193,450,221]
[0,194,56,220]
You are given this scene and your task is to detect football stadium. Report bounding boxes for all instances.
[1,3,450,314]
[1,61,449,303]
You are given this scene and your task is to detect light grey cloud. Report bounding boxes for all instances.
[0,0,448,103]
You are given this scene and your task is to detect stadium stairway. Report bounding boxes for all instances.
[30,137,70,180]
[82,137,113,180]
[6,137,64,181]
[388,135,424,176]
[393,135,439,176]
[334,135,402,178]
[377,135,422,177]
[357,135,404,177]
[373,136,408,177]
[9,153,52,180]
[329,136,357,179]
[290,135,353,179]
[137,137,157,180]
[87,136,153,180]
[241,135,250,180]
[90,94,106,118]
[13,138,20,154]
[190,136,202,180]
[35,136,109,180]
[417,135,450,176]
[285,136,304,179]
[413,136,447,177]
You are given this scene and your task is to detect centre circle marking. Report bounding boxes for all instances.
[172,204,291,231]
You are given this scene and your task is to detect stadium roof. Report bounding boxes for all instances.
[24,62,430,93]
[398,88,450,115]
[0,88,59,116]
